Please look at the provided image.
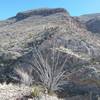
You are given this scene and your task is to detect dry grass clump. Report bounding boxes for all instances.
[31,85,45,97]
[14,67,33,86]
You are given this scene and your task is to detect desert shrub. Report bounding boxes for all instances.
[14,37,83,94]
[29,38,70,93]
[14,67,33,86]
[31,85,41,97]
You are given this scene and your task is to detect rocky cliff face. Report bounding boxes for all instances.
[0,8,100,97]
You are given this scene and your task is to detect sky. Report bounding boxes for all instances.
[0,0,100,20]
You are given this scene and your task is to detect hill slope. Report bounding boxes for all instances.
[0,8,100,98]
[77,13,100,33]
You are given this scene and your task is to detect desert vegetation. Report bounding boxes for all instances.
[12,37,86,99]
[0,8,100,100]
[14,38,70,93]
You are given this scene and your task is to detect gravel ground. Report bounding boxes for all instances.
[0,83,90,100]
[0,83,63,100]
[0,83,31,100]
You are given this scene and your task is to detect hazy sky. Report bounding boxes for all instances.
[0,0,100,20]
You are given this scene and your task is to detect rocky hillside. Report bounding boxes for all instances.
[0,8,100,99]
[77,13,100,33]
